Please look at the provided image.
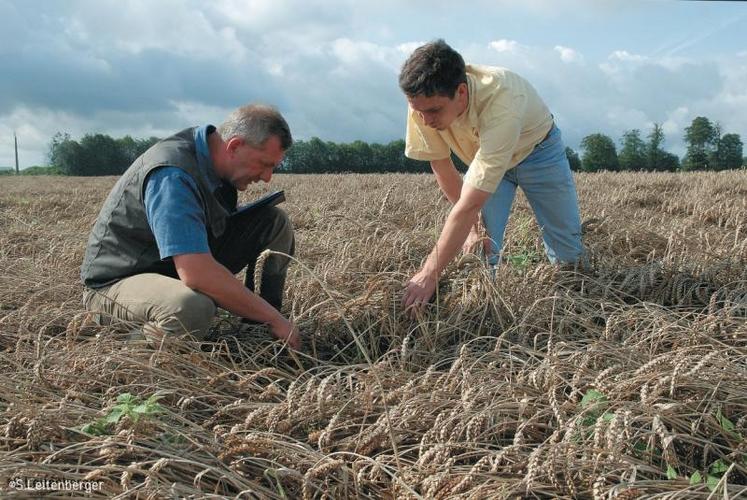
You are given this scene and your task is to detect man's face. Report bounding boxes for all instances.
[226,135,284,191]
[407,83,468,130]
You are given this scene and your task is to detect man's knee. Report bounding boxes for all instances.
[158,289,216,339]
[266,206,294,253]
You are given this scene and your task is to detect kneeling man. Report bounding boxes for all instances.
[81,104,299,349]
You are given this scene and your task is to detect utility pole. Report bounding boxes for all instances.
[14,131,19,174]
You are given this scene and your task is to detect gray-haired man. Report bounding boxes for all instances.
[81,104,299,349]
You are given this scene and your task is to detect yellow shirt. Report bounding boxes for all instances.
[404,64,554,193]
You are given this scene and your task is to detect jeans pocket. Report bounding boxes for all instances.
[534,126,560,151]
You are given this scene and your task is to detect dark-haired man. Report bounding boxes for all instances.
[399,40,585,312]
[81,104,300,349]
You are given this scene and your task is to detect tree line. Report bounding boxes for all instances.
[567,116,744,172]
[44,132,460,176]
[35,115,745,176]
[47,132,161,176]
[278,138,440,173]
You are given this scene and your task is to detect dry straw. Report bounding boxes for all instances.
[0,172,746,498]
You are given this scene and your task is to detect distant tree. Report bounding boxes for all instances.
[682,116,718,171]
[565,147,581,171]
[49,132,84,175]
[115,135,158,165]
[647,123,662,171]
[712,133,743,171]
[618,129,647,171]
[348,140,372,171]
[580,133,619,172]
[368,142,397,172]
[644,123,677,172]
[280,138,434,173]
[658,151,680,172]
[306,137,330,172]
[387,139,408,171]
[279,138,324,173]
[49,132,162,176]
[278,140,304,173]
[322,142,339,171]
[76,134,129,175]
[137,137,161,155]
[682,148,709,172]
[117,136,139,165]
[334,142,356,171]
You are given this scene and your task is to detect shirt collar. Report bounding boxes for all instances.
[453,72,478,130]
[193,124,222,192]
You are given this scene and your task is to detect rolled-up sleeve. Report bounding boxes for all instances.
[464,93,527,193]
[144,167,210,259]
[404,107,451,161]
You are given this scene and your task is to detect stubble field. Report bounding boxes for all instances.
[0,171,746,498]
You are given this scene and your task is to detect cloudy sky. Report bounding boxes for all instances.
[1,0,746,168]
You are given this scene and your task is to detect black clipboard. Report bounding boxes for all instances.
[229,190,286,222]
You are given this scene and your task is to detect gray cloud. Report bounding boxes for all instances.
[1,0,745,167]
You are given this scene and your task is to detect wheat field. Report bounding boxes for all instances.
[0,172,746,498]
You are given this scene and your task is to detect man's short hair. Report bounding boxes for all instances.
[399,39,467,99]
[218,104,293,150]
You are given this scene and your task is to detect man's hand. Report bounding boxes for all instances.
[462,224,492,255]
[268,316,300,350]
[174,253,300,349]
[462,226,481,254]
[402,268,438,318]
[402,184,491,319]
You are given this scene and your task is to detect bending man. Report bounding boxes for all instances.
[399,40,585,311]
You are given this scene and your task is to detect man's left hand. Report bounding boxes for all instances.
[462,226,481,254]
[403,268,438,318]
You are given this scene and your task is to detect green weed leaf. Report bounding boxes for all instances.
[104,407,124,424]
[706,475,720,492]
[116,393,136,404]
[666,465,677,480]
[581,389,607,408]
[710,459,729,475]
[81,419,108,436]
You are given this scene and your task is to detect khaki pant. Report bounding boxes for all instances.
[83,274,216,340]
[83,206,295,340]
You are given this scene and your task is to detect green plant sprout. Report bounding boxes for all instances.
[81,392,164,436]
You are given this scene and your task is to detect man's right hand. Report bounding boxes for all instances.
[174,253,301,350]
[268,316,300,350]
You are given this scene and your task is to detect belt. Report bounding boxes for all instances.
[540,120,555,144]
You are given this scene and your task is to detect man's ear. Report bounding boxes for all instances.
[456,82,468,98]
[226,137,243,155]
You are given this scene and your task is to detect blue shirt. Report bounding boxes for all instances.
[143,125,222,259]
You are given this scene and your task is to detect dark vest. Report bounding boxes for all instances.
[80,127,236,289]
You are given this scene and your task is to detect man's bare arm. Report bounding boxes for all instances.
[431,158,487,253]
[430,158,462,204]
[403,184,492,312]
[173,253,298,348]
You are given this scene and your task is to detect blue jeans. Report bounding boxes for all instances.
[481,124,585,265]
